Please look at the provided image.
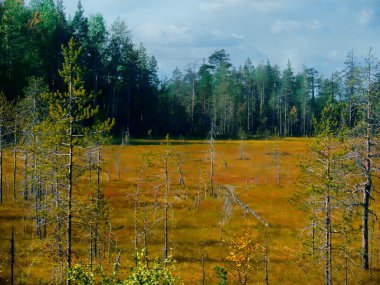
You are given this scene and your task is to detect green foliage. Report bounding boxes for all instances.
[238,128,247,140]
[0,92,11,130]
[68,251,178,285]
[294,98,358,280]
[315,97,342,137]
[126,251,178,285]
[0,0,377,138]
[214,265,228,285]
[69,265,95,285]
[68,264,120,285]
[0,0,30,96]
[43,38,99,138]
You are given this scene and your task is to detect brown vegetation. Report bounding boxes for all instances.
[0,138,379,284]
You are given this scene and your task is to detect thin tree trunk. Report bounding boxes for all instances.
[325,141,332,285]
[42,175,47,239]
[224,93,227,134]
[247,84,250,135]
[95,145,101,261]
[23,150,28,201]
[55,175,63,263]
[274,139,280,185]
[325,191,332,285]
[220,185,268,226]
[197,172,201,212]
[66,127,73,284]
[90,224,93,272]
[219,220,223,242]
[201,252,205,285]
[36,168,41,239]
[362,50,373,271]
[0,124,3,205]
[10,226,15,285]
[311,216,315,257]
[344,229,348,285]
[143,204,148,266]
[264,228,269,285]
[240,138,244,160]
[260,82,265,127]
[164,156,169,260]
[134,168,143,262]
[284,97,288,137]
[209,125,215,196]
[88,147,92,182]
[13,132,17,201]
[112,85,116,119]
[108,223,112,262]
[30,155,35,195]
[191,76,195,127]
[362,183,370,270]
[176,153,185,187]
[66,76,74,285]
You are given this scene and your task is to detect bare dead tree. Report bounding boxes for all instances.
[143,204,148,266]
[201,249,206,285]
[239,129,247,160]
[273,135,280,185]
[220,192,234,242]
[164,155,170,260]
[134,166,144,262]
[10,226,15,285]
[12,117,17,201]
[264,228,269,285]
[196,169,202,212]
[23,150,28,201]
[218,185,268,227]
[89,223,93,272]
[209,123,215,196]
[358,47,378,271]
[176,152,185,187]
[0,118,3,205]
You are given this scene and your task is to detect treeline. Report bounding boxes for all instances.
[0,0,159,137]
[1,0,379,138]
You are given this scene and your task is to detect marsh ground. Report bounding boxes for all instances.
[0,138,379,284]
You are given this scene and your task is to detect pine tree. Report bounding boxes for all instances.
[42,38,99,284]
[297,99,355,284]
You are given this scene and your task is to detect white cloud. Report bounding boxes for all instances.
[231,33,244,40]
[307,20,321,31]
[198,0,247,11]
[250,0,288,12]
[198,0,291,12]
[358,9,373,26]
[139,23,193,45]
[328,50,344,60]
[39,0,379,77]
[211,29,223,37]
[198,2,224,11]
[272,19,321,34]
[272,20,302,34]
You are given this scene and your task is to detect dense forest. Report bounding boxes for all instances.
[1,0,378,139]
[1,1,380,285]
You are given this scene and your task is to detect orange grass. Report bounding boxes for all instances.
[0,138,379,284]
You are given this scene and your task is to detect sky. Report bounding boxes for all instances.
[33,0,380,77]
